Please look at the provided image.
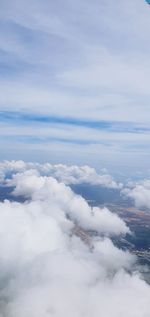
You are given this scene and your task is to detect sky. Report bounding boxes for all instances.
[0,0,150,176]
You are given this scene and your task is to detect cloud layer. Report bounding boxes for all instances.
[0,162,149,316]
[0,160,122,188]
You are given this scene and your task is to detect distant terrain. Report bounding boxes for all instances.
[71,183,150,283]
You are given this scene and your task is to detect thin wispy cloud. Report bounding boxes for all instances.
[0,0,150,172]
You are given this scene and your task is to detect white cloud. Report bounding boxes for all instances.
[0,168,149,316]
[8,170,127,236]
[122,179,150,209]
[0,160,122,189]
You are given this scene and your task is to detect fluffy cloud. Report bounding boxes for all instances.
[0,169,149,316]
[8,170,128,236]
[0,160,122,188]
[122,179,150,209]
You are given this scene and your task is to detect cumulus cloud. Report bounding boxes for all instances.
[8,170,128,236]
[122,179,150,209]
[0,160,122,188]
[0,168,149,316]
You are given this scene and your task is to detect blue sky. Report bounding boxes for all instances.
[0,0,150,176]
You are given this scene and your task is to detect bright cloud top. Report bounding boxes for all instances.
[123,179,150,209]
[0,166,149,316]
[0,160,122,188]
